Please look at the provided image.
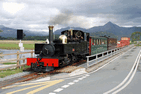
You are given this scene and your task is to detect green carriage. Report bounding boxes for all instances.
[90,36,107,55]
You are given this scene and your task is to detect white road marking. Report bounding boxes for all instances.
[68,82,74,85]
[85,74,90,77]
[82,76,87,79]
[54,88,63,92]
[104,50,141,94]
[78,78,83,80]
[49,93,56,94]
[62,85,70,88]
[50,71,89,93]
[73,80,79,82]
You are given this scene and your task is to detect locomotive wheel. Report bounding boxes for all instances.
[71,55,77,63]
[59,60,65,67]
[82,55,87,60]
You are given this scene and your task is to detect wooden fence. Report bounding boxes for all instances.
[0,51,34,71]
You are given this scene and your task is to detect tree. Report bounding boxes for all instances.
[131,31,141,42]
[0,29,3,32]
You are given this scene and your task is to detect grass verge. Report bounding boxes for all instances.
[0,65,30,78]
[136,44,141,46]
[3,62,17,65]
[0,40,44,50]
[0,43,34,50]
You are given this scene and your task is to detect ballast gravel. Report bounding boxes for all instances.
[0,72,31,82]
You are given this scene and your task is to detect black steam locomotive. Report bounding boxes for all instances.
[27,26,90,72]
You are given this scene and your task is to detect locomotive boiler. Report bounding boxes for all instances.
[27,26,90,72]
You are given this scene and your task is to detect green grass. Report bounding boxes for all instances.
[0,65,30,78]
[136,44,141,46]
[3,62,17,65]
[0,43,34,50]
[0,40,45,50]
[23,44,34,49]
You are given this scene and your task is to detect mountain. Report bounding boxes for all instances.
[0,22,141,40]
[0,25,48,38]
[54,21,141,40]
[0,25,5,28]
[87,21,141,40]
[90,31,118,39]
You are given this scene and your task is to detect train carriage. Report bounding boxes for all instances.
[89,36,107,55]
[107,38,117,50]
[117,37,130,47]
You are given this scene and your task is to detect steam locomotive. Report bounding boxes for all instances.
[27,26,117,72]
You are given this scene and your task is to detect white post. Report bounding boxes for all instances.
[87,57,89,68]
[19,40,24,68]
[96,55,98,63]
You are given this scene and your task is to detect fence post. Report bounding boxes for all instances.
[87,57,89,68]
[23,55,25,63]
[23,55,25,67]
[17,51,19,68]
[31,50,33,58]
[111,50,113,56]
[107,51,108,57]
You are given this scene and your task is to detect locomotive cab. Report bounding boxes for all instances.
[61,30,88,43]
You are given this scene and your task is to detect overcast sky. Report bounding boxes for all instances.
[0,0,141,32]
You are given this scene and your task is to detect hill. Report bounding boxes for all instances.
[87,22,141,40]
[0,22,141,40]
[0,25,48,38]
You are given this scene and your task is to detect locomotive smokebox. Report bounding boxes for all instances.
[48,26,54,44]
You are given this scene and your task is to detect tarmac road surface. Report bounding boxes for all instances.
[0,47,140,94]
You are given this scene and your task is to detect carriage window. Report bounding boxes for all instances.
[95,39,97,45]
[97,39,99,45]
[105,40,107,44]
[94,39,96,45]
[99,39,100,45]
[102,39,104,44]
[99,39,101,45]
[92,38,94,45]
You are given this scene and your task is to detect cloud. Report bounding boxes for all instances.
[2,2,25,15]
[0,0,141,32]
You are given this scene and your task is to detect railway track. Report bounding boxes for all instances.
[0,59,86,88]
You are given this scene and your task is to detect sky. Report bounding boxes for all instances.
[0,0,141,32]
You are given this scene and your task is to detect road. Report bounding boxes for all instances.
[0,46,141,94]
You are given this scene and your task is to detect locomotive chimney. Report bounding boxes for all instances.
[69,29,73,40]
[48,26,54,44]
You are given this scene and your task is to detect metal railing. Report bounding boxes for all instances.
[86,44,134,68]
